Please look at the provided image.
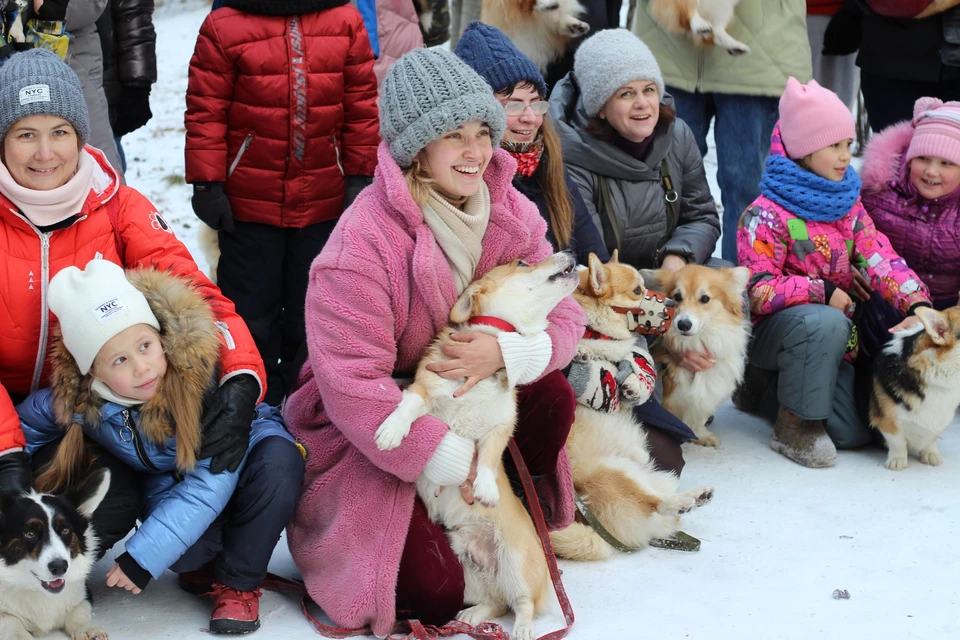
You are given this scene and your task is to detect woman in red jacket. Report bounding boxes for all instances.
[0,49,266,570]
[185,0,380,406]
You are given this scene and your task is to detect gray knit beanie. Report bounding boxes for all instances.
[380,48,506,167]
[573,29,665,118]
[0,49,90,145]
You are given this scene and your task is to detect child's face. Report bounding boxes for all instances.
[92,324,167,401]
[909,155,960,200]
[802,138,853,182]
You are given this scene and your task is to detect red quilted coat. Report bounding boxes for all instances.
[184,3,380,228]
[0,147,266,454]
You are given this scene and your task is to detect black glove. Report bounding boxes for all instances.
[0,451,33,495]
[114,87,153,136]
[35,0,69,20]
[199,374,260,474]
[191,182,235,233]
[343,175,372,211]
[822,5,862,56]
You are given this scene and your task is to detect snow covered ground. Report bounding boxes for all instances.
[44,2,960,638]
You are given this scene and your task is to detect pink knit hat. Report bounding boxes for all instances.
[778,77,855,160]
[906,97,960,166]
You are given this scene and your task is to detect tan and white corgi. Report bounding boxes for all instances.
[648,0,750,55]
[870,304,960,471]
[482,0,591,72]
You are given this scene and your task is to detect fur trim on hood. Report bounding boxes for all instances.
[860,120,915,193]
[47,268,222,472]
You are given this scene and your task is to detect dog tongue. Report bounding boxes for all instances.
[46,579,64,589]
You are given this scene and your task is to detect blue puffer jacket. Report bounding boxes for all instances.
[19,393,293,580]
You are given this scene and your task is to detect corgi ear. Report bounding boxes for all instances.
[916,306,950,345]
[450,283,481,323]
[728,266,751,295]
[64,468,111,519]
[587,253,608,294]
[609,249,619,264]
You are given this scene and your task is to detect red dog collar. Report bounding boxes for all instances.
[469,315,517,333]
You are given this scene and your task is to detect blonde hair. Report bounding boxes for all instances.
[404,155,436,206]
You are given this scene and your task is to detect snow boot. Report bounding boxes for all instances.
[732,364,774,416]
[208,583,262,634]
[770,406,837,468]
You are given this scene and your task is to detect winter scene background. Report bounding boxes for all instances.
[40,1,960,638]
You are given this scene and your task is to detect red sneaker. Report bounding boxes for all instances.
[208,583,262,634]
[178,562,216,595]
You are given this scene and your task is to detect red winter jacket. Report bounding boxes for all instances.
[0,147,266,454]
[184,4,380,228]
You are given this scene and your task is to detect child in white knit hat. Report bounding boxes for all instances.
[18,259,304,635]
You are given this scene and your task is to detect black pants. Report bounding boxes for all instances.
[170,436,305,591]
[860,71,960,132]
[30,438,143,559]
[218,220,336,405]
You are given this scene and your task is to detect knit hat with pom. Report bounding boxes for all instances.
[379,47,507,167]
[778,77,855,159]
[906,97,960,166]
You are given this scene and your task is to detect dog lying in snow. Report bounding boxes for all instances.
[374,252,579,640]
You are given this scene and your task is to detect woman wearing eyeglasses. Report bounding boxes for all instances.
[455,22,608,265]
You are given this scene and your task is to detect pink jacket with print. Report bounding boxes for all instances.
[282,142,585,638]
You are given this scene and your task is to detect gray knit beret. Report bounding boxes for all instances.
[380,48,506,167]
[0,49,90,145]
[573,29,665,118]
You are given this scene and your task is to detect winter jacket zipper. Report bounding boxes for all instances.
[227,133,254,179]
[122,410,161,472]
[331,134,345,176]
[215,321,236,350]
[30,229,52,393]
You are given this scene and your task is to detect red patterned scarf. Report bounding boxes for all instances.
[503,136,545,178]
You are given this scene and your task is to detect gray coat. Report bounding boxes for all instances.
[549,73,720,270]
[65,0,123,177]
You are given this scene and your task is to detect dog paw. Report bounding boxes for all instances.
[920,450,944,467]
[692,432,721,448]
[661,494,699,515]
[472,466,500,507]
[374,415,410,451]
[73,628,109,640]
[620,373,643,402]
[689,14,713,35]
[694,487,714,507]
[886,456,908,471]
[457,604,492,626]
[564,18,590,36]
[727,43,751,55]
[512,622,535,640]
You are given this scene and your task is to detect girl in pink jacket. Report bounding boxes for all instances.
[735,78,931,469]
[281,48,585,636]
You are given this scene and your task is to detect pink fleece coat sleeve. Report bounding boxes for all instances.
[303,255,448,483]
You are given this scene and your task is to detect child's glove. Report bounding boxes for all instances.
[199,375,259,473]
[191,183,234,233]
[0,451,32,494]
[114,87,153,136]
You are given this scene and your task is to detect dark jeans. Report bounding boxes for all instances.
[860,71,960,133]
[30,438,143,559]
[669,88,780,263]
[170,436,305,591]
[114,135,126,174]
[218,220,336,405]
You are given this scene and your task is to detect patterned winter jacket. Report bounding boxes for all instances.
[860,119,960,306]
[737,126,930,333]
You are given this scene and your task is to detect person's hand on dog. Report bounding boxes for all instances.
[106,564,142,595]
[829,288,855,314]
[427,332,505,397]
[850,269,874,301]
[676,349,716,373]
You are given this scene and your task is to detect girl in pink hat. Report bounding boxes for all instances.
[861,97,960,311]
[734,78,931,469]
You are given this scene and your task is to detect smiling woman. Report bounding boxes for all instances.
[3,115,81,191]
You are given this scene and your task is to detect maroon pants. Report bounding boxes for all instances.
[394,369,575,625]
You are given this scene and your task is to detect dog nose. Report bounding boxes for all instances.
[676,318,692,332]
[48,559,68,577]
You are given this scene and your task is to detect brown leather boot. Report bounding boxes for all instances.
[732,364,774,416]
[770,406,837,468]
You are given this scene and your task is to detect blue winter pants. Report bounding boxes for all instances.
[170,436,305,591]
[668,88,780,263]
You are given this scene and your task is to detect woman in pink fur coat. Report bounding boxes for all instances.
[282,48,586,636]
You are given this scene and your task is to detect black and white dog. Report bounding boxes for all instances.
[0,468,110,640]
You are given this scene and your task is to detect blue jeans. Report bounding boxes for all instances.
[114,135,126,174]
[668,88,780,263]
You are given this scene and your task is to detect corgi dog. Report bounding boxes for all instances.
[652,264,750,447]
[550,253,714,561]
[481,0,591,72]
[870,304,960,471]
[649,0,750,55]
[0,469,110,640]
[373,252,579,640]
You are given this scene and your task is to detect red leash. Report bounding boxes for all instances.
[262,437,574,639]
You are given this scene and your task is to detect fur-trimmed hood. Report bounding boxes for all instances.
[860,120,915,194]
[47,268,222,472]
